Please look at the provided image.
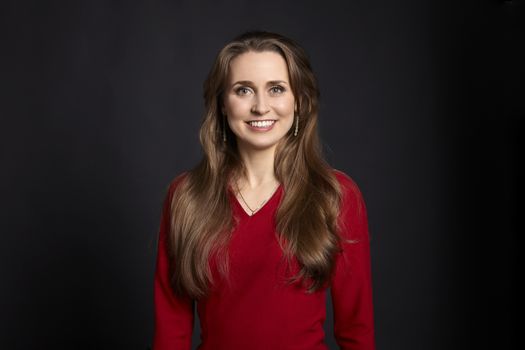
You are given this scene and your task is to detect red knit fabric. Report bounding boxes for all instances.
[153,169,375,350]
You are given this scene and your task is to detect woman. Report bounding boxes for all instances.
[153,31,375,350]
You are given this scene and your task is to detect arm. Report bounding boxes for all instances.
[152,178,194,350]
[331,175,375,350]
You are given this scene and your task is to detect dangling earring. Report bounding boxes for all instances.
[293,114,299,137]
[222,115,227,143]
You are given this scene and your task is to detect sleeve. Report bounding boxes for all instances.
[152,180,195,350]
[330,175,375,350]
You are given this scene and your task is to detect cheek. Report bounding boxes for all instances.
[274,97,295,115]
[225,97,251,117]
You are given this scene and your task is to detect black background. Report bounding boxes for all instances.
[1,1,522,349]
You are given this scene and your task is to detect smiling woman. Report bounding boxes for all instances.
[223,51,296,151]
[152,31,375,350]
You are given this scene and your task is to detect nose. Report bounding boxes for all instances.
[251,93,270,115]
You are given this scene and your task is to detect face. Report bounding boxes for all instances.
[222,51,296,153]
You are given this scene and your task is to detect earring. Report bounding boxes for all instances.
[222,115,227,142]
[293,114,299,137]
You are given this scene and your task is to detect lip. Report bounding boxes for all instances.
[245,120,277,132]
[245,119,276,123]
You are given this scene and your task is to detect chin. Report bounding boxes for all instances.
[239,138,281,151]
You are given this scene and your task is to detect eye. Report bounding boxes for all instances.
[235,87,252,96]
[270,85,285,95]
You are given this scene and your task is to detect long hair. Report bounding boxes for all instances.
[168,30,344,299]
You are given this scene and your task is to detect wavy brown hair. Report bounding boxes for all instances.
[167,30,344,299]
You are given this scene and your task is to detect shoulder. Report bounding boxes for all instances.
[331,168,366,205]
[331,169,368,238]
[161,171,190,207]
[166,171,190,194]
[159,171,190,223]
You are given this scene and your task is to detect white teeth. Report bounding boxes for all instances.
[248,120,275,128]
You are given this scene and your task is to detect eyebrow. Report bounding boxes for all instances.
[231,80,289,87]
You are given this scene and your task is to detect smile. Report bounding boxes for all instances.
[245,119,276,132]
[246,120,276,128]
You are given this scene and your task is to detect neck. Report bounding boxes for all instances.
[236,142,278,189]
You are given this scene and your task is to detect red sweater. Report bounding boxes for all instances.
[153,169,375,349]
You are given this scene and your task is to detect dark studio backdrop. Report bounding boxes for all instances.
[1,0,522,349]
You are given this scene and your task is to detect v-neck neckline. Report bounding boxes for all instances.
[227,183,283,219]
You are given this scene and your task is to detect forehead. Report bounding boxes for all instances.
[228,51,289,83]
